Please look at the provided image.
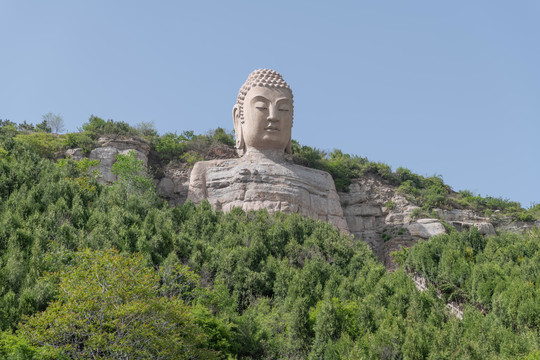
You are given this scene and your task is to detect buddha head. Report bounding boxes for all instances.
[233,69,293,156]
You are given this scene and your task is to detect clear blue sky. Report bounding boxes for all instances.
[1,1,538,207]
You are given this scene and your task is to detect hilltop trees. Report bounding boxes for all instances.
[41,113,64,134]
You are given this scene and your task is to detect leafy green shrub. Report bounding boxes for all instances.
[0,119,16,129]
[325,150,365,191]
[180,151,204,167]
[361,161,394,181]
[14,133,63,158]
[210,127,235,147]
[81,115,140,137]
[62,132,95,154]
[154,131,191,159]
[410,208,424,219]
[526,203,540,220]
[112,150,156,199]
[384,201,396,210]
[17,121,35,132]
[34,120,51,133]
[515,212,536,222]
[0,330,65,359]
[419,175,448,209]
[291,140,325,168]
[456,190,535,220]
[405,228,540,329]
[0,121,18,139]
[154,128,234,163]
[135,120,159,138]
[291,143,368,191]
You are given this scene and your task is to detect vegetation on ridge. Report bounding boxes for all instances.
[2,115,537,221]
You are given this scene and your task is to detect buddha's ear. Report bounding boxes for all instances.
[232,104,245,156]
[285,139,292,154]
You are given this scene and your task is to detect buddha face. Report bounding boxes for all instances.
[237,86,293,152]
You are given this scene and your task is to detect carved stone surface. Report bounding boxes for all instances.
[187,69,349,233]
[188,155,348,232]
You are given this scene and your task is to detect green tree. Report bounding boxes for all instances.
[34,120,51,133]
[17,121,35,132]
[18,249,215,359]
[112,150,156,197]
[135,120,158,137]
[41,112,64,133]
[13,132,63,158]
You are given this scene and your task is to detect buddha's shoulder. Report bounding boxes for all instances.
[284,162,333,179]
[192,158,241,170]
[192,158,331,177]
[190,158,241,177]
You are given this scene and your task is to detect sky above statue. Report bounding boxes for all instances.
[1,1,538,207]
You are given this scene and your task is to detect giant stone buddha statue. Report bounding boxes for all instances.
[188,69,349,232]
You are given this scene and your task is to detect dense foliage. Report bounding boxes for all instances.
[19,249,213,359]
[403,228,540,329]
[0,118,538,358]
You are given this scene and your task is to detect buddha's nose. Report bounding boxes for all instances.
[268,105,279,121]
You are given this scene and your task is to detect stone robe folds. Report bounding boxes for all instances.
[188,157,349,233]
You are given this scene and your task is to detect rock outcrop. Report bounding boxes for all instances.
[68,137,150,183]
[337,174,510,268]
[156,162,192,206]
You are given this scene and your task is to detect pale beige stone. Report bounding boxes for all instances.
[187,69,348,233]
[65,148,84,161]
[189,154,348,232]
[89,147,118,183]
[473,222,496,236]
[407,220,446,239]
[118,149,147,167]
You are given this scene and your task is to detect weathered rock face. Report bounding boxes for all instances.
[337,175,508,268]
[154,144,239,206]
[408,219,446,239]
[69,137,150,184]
[187,155,349,233]
[491,217,540,233]
[434,209,496,236]
[156,163,192,206]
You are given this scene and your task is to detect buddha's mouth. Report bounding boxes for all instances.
[265,126,280,132]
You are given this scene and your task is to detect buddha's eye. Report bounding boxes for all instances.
[278,105,290,112]
[255,102,268,110]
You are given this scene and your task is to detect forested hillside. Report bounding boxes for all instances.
[0,118,538,359]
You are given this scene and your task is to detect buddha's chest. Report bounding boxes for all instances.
[203,163,332,215]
